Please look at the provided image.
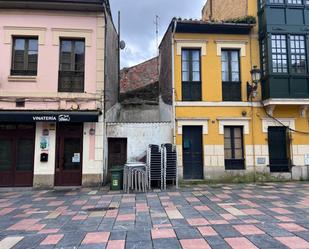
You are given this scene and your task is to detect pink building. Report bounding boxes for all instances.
[0,0,119,188]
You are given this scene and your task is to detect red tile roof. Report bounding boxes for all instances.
[120,57,159,93]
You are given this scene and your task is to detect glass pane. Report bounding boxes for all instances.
[224,138,231,149]
[182,61,189,72]
[192,61,200,71]
[234,138,243,149]
[182,50,189,61]
[192,72,200,81]
[29,39,38,51]
[63,138,81,170]
[75,54,84,71]
[224,127,231,137]
[235,149,243,159]
[61,40,72,53]
[234,127,242,138]
[182,71,189,81]
[16,139,34,171]
[224,149,232,159]
[192,51,200,61]
[75,41,85,54]
[0,139,12,171]
[222,71,229,82]
[221,51,228,61]
[232,73,240,81]
[14,39,25,50]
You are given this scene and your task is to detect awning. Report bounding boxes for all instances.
[0,111,101,123]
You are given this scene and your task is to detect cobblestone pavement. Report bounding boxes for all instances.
[0,182,309,249]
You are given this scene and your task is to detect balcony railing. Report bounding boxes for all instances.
[222,81,241,101]
[182,81,202,101]
[58,71,84,93]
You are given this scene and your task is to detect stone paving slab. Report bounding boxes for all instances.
[0,182,308,248]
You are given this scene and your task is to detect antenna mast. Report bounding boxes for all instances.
[155,15,159,56]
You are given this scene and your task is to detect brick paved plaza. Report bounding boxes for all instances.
[0,182,309,249]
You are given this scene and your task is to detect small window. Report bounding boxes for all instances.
[181,49,201,101]
[11,37,38,76]
[271,35,288,74]
[58,39,85,93]
[221,50,241,101]
[224,126,245,170]
[269,0,284,3]
[290,35,307,74]
[287,0,302,4]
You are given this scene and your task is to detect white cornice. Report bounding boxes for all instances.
[176,101,261,107]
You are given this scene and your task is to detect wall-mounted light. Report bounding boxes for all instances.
[247,66,261,101]
[250,65,261,84]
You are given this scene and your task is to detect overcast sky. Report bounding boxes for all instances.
[110,0,206,68]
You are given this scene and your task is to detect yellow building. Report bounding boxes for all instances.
[159,0,309,181]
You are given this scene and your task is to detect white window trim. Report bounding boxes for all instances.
[4,26,46,45]
[215,40,247,57]
[217,118,250,134]
[262,118,295,133]
[176,39,207,56]
[176,101,262,107]
[177,119,209,135]
[51,28,93,47]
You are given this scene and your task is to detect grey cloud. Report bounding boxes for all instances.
[110,0,206,68]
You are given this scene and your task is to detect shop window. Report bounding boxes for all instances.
[221,50,241,101]
[224,126,245,170]
[58,39,85,92]
[11,37,38,76]
[181,49,201,101]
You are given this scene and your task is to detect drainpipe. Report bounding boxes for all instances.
[102,4,108,186]
[249,30,257,183]
[171,19,178,146]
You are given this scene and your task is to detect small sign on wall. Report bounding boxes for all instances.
[40,136,49,150]
[305,154,309,166]
[72,153,80,163]
[257,157,266,165]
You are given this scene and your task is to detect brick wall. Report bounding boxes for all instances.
[202,0,248,21]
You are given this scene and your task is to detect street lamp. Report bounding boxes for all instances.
[247,66,261,100]
[250,66,261,84]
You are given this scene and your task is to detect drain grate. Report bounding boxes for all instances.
[86,207,117,212]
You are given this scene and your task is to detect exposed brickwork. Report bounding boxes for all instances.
[120,57,159,93]
[202,0,248,21]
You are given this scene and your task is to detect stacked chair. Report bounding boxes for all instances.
[147,143,178,190]
[123,144,178,193]
[162,144,178,190]
[147,145,164,189]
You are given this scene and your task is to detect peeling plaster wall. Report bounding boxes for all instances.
[107,122,173,161]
